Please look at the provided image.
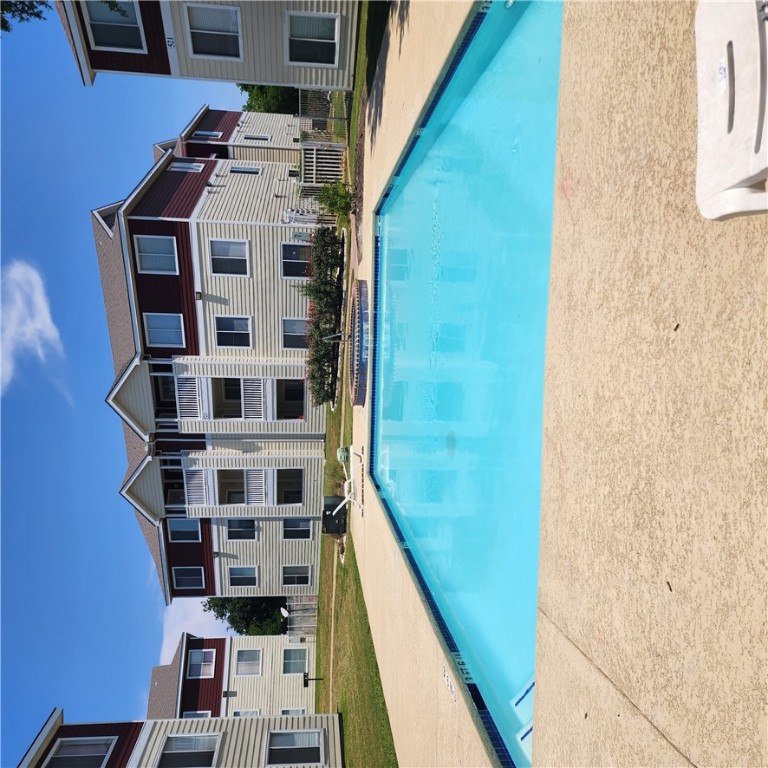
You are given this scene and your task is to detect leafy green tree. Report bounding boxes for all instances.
[1,1,50,33]
[238,84,300,114]
[202,596,287,635]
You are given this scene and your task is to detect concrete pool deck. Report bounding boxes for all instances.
[349,2,767,766]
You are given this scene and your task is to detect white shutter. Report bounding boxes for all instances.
[242,378,264,420]
[245,469,266,505]
[176,377,201,419]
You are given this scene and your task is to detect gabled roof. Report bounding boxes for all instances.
[55,1,94,85]
[147,633,196,719]
[92,209,134,379]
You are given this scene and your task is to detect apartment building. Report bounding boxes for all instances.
[147,632,316,719]
[96,112,339,602]
[19,708,342,768]
[57,0,358,90]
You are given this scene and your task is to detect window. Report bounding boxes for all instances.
[84,1,144,51]
[281,243,312,279]
[230,166,262,175]
[183,711,211,718]
[158,734,218,768]
[227,519,256,540]
[134,235,178,274]
[282,318,309,350]
[288,168,300,179]
[186,4,241,58]
[218,469,244,504]
[215,316,251,348]
[281,708,307,716]
[266,730,321,765]
[230,566,257,587]
[168,518,200,542]
[173,566,204,590]
[277,469,303,504]
[282,648,307,674]
[169,162,204,172]
[210,240,248,276]
[283,518,312,540]
[43,737,115,768]
[234,709,261,717]
[282,565,310,587]
[144,313,184,347]
[287,13,338,66]
[192,130,222,139]
[236,648,262,675]
[276,379,306,420]
[187,648,215,678]
[244,134,270,141]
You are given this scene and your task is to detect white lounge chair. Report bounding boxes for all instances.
[329,446,364,515]
[695,0,768,220]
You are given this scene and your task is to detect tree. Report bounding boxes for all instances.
[1,1,50,33]
[237,84,300,115]
[202,596,287,635]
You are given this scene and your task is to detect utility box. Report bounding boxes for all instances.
[322,496,347,534]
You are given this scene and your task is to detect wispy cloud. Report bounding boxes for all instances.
[160,599,236,664]
[1,261,65,396]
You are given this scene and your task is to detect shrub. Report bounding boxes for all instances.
[301,228,345,405]
[317,181,353,217]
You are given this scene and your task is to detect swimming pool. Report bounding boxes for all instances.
[369,2,562,764]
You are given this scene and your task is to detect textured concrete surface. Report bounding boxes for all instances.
[351,1,767,766]
[536,2,767,765]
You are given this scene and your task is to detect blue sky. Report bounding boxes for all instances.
[1,10,243,764]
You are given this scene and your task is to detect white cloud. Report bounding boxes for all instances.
[1,261,64,395]
[160,599,237,664]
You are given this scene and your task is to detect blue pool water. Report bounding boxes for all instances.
[370,2,562,764]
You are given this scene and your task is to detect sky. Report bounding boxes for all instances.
[0,9,245,764]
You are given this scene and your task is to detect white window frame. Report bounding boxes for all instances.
[143,313,185,348]
[192,130,222,139]
[187,648,216,679]
[184,3,243,61]
[169,161,204,172]
[229,566,258,588]
[172,566,205,590]
[280,242,312,280]
[281,318,310,351]
[215,316,252,348]
[282,565,311,587]
[230,166,262,175]
[227,518,257,541]
[157,734,221,768]
[280,707,308,716]
[244,134,270,141]
[168,518,201,543]
[210,239,250,277]
[234,709,261,717]
[41,737,117,768]
[183,710,212,718]
[134,234,179,275]
[285,12,340,69]
[282,518,312,541]
[235,648,262,676]
[265,730,323,767]
[83,1,147,53]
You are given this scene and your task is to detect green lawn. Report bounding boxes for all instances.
[348,0,393,181]
[316,536,397,768]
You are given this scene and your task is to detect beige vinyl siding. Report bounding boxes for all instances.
[215,518,320,596]
[198,223,312,357]
[231,146,301,164]
[197,161,312,223]
[111,360,155,435]
[224,636,315,716]
[182,450,324,519]
[124,459,165,518]
[169,1,357,90]
[132,714,342,768]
